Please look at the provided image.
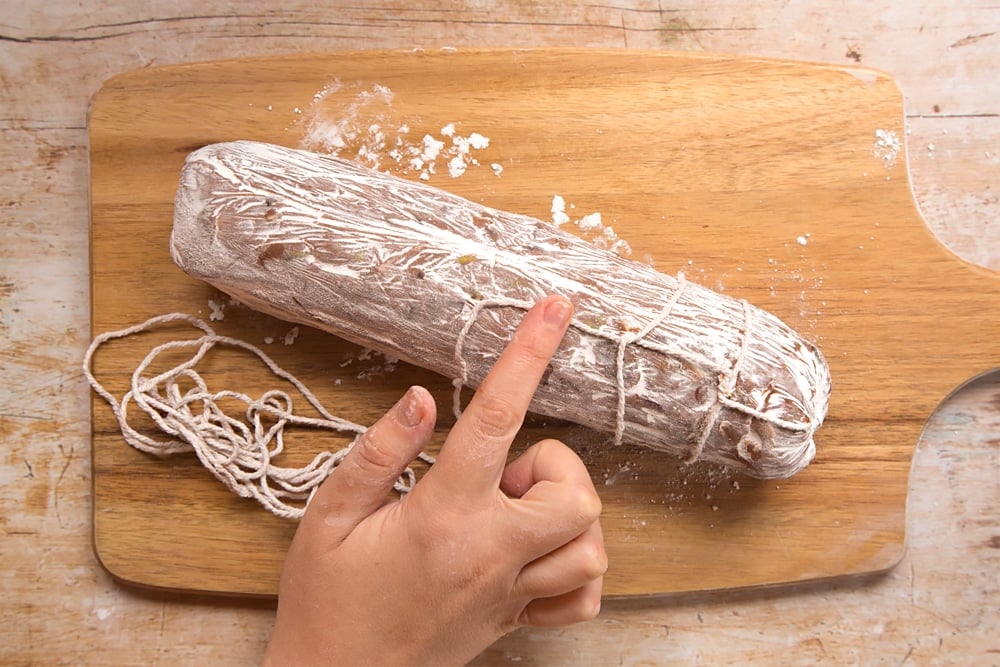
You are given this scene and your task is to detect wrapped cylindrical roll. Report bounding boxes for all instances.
[171,141,831,479]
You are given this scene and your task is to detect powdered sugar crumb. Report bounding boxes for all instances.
[420,134,444,162]
[873,129,901,169]
[577,212,603,230]
[337,348,400,381]
[300,81,494,181]
[550,196,632,257]
[447,155,468,178]
[207,299,226,321]
[551,195,570,226]
[283,327,300,346]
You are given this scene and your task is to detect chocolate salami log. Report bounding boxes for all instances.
[171,141,831,479]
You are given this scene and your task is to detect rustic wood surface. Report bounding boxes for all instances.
[2,2,997,665]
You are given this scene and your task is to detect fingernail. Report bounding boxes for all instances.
[543,297,572,327]
[399,387,424,428]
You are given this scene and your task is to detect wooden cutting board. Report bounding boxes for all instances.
[88,49,999,597]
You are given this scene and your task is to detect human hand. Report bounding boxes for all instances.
[263,295,606,666]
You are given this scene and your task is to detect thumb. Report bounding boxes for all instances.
[303,386,437,542]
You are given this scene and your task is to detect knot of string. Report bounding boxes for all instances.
[83,313,433,520]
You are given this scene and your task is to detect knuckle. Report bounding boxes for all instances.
[579,594,602,622]
[569,484,603,524]
[351,427,398,475]
[579,543,609,581]
[472,395,522,441]
[534,437,565,452]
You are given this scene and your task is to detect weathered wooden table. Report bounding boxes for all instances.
[2,3,997,664]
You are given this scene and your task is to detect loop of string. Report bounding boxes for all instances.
[83,313,433,520]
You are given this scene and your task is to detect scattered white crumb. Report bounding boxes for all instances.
[447,155,467,178]
[421,134,444,161]
[796,235,809,246]
[551,195,570,226]
[490,162,504,177]
[301,82,497,181]
[334,378,342,385]
[465,132,489,150]
[873,129,901,168]
[577,212,603,230]
[264,337,275,345]
[283,327,300,345]
[207,299,225,321]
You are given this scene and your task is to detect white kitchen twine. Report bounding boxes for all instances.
[83,313,434,520]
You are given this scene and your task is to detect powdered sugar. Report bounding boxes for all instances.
[873,129,901,169]
[337,347,400,381]
[551,195,570,226]
[300,81,493,181]
[207,298,226,321]
[577,212,603,231]
[300,80,639,258]
[551,195,632,257]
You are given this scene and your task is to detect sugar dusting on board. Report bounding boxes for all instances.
[294,77,830,327]
[299,79,495,181]
[551,195,632,257]
[873,129,901,169]
[296,79,643,260]
[338,348,400,382]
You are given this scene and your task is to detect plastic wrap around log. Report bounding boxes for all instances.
[170,141,831,479]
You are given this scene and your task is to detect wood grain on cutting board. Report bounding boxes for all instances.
[87,49,999,597]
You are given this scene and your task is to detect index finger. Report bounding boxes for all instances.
[429,295,573,500]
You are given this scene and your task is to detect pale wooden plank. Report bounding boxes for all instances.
[1,2,997,664]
